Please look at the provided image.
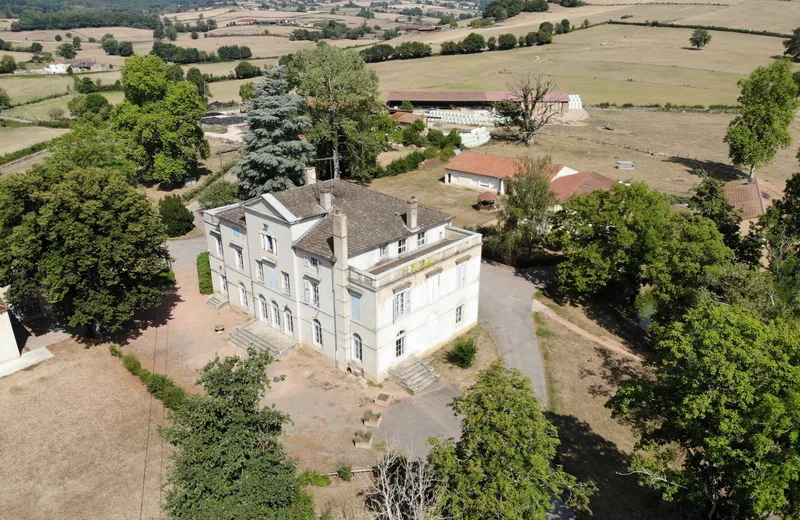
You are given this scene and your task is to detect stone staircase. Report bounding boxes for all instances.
[205,293,229,309]
[226,320,295,358]
[389,355,440,393]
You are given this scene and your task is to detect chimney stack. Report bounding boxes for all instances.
[406,196,418,230]
[332,210,348,267]
[305,167,317,186]
[320,190,333,212]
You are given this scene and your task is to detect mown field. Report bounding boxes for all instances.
[370,23,796,106]
[0,126,68,155]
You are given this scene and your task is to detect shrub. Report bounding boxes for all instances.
[122,353,143,374]
[198,180,238,210]
[159,194,195,237]
[497,33,517,50]
[449,337,478,368]
[109,345,122,357]
[197,252,213,294]
[298,470,332,487]
[337,465,353,482]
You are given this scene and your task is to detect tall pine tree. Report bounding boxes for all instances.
[235,66,314,198]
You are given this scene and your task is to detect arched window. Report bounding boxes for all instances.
[259,294,267,322]
[239,283,248,311]
[395,330,405,357]
[312,320,323,347]
[352,334,363,363]
[271,301,280,329]
[284,308,293,337]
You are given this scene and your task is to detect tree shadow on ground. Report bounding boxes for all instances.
[85,287,183,348]
[548,413,676,520]
[665,157,745,182]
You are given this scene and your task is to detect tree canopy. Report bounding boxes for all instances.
[548,181,673,303]
[689,28,712,49]
[724,59,799,180]
[112,55,209,184]
[783,27,800,62]
[162,348,314,520]
[0,166,171,333]
[288,42,384,181]
[607,303,800,519]
[428,360,595,519]
[235,66,315,198]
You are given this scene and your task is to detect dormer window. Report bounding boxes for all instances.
[262,232,277,255]
[398,238,407,254]
[379,244,388,258]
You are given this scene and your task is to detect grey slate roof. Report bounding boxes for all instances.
[275,179,452,260]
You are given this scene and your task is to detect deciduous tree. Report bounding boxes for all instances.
[162,348,315,520]
[0,87,10,108]
[289,42,383,181]
[493,70,558,145]
[0,167,171,334]
[56,42,76,58]
[494,155,556,258]
[548,181,673,303]
[783,27,800,61]
[112,55,209,184]
[607,303,800,520]
[724,59,799,181]
[689,28,711,49]
[428,360,595,519]
[235,66,314,197]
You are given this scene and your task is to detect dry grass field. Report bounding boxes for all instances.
[0,75,71,103]
[4,90,124,120]
[0,340,167,520]
[534,311,676,519]
[476,110,800,197]
[0,126,68,154]
[370,22,795,106]
[680,0,800,34]
[208,77,261,102]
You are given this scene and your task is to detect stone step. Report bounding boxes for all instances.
[389,356,440,393]
[226,322,293,358]
[205,293,229,310]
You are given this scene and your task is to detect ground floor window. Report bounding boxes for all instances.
[259,295,267,321]
[284,308,293,337]
[455,304,464,324]
[239,284,248,310]
[352,334,363,362]
[395,331,405,357]
[313,320,323,347]
[271,301,280,329]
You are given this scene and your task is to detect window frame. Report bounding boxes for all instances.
[417,232,426,247]
[394,288,410,322]
[428,273,440,303]
[379,244,388,259]
[350,291,362,323]
[352,334,363,363]
[304,279,320,308]
[239,283,248,310]
[214,235,223,256]
[398,238,407,255]
[395,331,405,357]
[259,294,267,321]
[284,308,293,336]
[456,304,464,324]
[312,320,323,347]
[262,232,277,255]
[281,271,291,296]
[271,301,280,329]
[234,247,244,271]
[457,262,468,289]
[256,261,264,282]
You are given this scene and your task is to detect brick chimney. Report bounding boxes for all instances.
[305,167,317,186]
[320,190,333,212]
[406,196,418,230]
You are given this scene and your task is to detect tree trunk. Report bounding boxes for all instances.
[333,148,340,179]
[748,164,755,183]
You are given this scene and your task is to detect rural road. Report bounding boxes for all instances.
[0,114,33,123]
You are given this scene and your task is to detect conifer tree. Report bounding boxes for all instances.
[235,66,315,198]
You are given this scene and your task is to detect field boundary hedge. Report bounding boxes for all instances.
[0,137,59,166]
[607,20,792,38]
[109,345,188,411]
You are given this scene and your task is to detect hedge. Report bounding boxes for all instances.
[607,20,791,38]
[0,137,58,166]
[197,252,213,294]
[110,345,188,411]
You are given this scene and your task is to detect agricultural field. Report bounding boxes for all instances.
[679,0,800,34]
[473,110,800,197]
[0,75,72,104]
[0,126,68,155]
[3,90,124,120]
[370,23,796,106]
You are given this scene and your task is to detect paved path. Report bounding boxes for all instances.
[479,261,548,404]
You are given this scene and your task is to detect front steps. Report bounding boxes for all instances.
[389,355,440,393]
[205,293,229,309]
[226,320,295,358]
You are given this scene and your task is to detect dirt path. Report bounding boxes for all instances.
[532,299,643,361]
